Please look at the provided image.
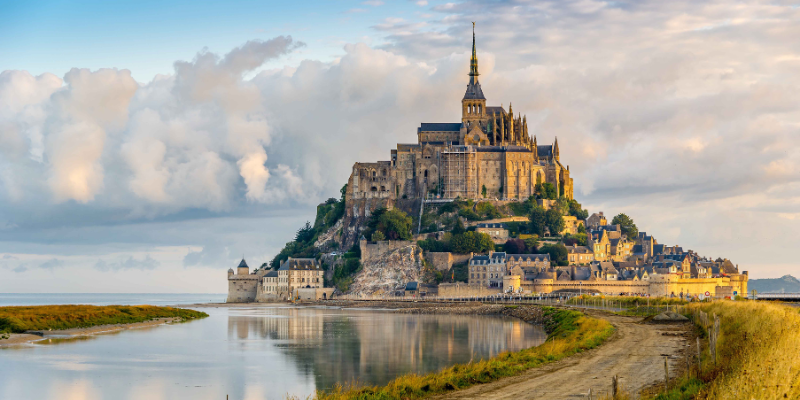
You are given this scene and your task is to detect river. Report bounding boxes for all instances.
[0,304,546,400]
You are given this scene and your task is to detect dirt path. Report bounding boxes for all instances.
[435,310,690,400]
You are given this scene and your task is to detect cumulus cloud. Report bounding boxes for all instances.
[39,258,64,270]
[94,255,160,272]
[13,265,27,273]
[1,1,800,278]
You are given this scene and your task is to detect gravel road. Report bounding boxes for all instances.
[434,310,690,400]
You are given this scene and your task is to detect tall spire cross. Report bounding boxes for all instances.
[469,22,479,79]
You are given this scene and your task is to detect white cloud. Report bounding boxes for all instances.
[94,255,160,272]
[2,0,800,282]
[39,258,64,270]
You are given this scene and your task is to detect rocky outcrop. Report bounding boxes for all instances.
[348,242,424,296]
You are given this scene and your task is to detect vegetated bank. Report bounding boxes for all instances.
[610,300,800,400]
[0,305,208,334]
[313,305,614,400]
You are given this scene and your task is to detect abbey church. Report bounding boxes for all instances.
[345,27,572,217]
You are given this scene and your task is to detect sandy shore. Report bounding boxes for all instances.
[0,317,179,348]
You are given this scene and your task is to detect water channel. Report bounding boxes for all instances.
[0,305,546,400]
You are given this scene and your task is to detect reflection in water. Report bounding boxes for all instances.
[227,307,547,390]
[0,306,545,400]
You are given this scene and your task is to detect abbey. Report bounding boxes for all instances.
[345,28,573,210]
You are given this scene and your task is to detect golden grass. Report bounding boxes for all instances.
[313,307,614,400]
[0,305,207,333]
[687,301,800,400]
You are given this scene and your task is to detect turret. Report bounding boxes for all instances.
[237,258,249,275]
[553,137,560,161]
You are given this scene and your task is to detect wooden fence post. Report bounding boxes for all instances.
[611,375,619,399]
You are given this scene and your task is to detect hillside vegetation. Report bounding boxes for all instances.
[0,305,208,333]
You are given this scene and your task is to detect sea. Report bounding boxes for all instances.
[0,293,226,307]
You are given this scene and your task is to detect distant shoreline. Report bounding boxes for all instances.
[0,317,180,348]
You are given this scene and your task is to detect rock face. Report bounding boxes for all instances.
[349,243,424,296]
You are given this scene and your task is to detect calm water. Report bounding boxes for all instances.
[0,293,226,306]
[0,304,546,400]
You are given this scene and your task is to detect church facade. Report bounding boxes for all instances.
[345,28,573,210]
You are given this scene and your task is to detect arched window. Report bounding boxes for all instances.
[382,169,387,176]
[371,186,377,192]
[380,186,386,191]
[372,170,377,177]
[424,170,428,178]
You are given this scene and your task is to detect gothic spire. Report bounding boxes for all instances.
[463,22,485,100]
[470,22,479,80]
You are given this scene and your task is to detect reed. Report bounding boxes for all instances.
[0,305,207,333]
[687,301,800,399]
[313,307,614,400]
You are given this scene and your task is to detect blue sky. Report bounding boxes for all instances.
[1,0,799,292]
[1,0,434,81]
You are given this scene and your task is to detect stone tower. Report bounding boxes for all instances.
[461,22,486,130]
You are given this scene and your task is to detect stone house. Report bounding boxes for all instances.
[586,212,607,229]
[468,252,507,287]
[567,245,594,265]
[475,222,509,243]
[561,215,584,235]
[276,257,325,299]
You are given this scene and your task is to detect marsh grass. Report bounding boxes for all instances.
[312,307,614,400]
[0,305,208,333]
[687,301,800,399]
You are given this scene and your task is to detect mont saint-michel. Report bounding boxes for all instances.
[226,30,748,304]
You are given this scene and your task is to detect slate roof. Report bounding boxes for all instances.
[568,246,592,254]
[653,244,666,254]
[405,282,419,291]
[463,81,486,100]
[507,253,551,262]
[420,123,462,132]
[486,106,506,116]
[476,223,508,229]
[264,271,278,278]
[238,259,249,269]
[537,145,553,158]
[279,258,320,270]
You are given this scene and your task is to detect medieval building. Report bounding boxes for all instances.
[345,27,573,219]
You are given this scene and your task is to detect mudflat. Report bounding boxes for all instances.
[433,310,690,400]
[0,317,178,348]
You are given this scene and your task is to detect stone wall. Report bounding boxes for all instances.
[438,283,501,297]
[361,240,417,263]
[297,288,335,301]
[227,276,259,303]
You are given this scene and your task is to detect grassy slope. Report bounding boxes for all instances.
[315,307,614,400]
[687,301,800,400]
[0,305,208,333]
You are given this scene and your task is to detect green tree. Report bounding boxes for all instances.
[545,208,565,236]
[539,243,568,266]
[523,236,540,252]
[367,208,413,240]
[611,213,638,238]
[535,183,558,200]
[481,185,487,198]
[295,221,315,244]
[568,199,589,220]
[371,231,385,241]
[577,223,586,234]
[451,218,466,235]
[450,232,494,254]
[528,207,547,236]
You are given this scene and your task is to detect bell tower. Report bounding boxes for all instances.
[462,22,487,130]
